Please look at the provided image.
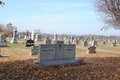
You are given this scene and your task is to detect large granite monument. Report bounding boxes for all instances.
[34,41,79,66]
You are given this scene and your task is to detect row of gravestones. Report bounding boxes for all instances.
[24,34,42,41]
[0,33,118,66]
[7,28,42,41]
[8,34,42,41]
[28,35,80,66]
[28,34,99,66]
[26,37,118,49]
[43,35,120,44]
[30,37,119,57]
[27,35,79,66]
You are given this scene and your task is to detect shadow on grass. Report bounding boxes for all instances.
[0,57,90,79]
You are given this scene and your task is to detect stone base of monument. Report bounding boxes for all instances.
[86,51,96,54]
[11,39,18,43]
[0,55,9,58]
[33,58,80,66]
[0,41,9,47]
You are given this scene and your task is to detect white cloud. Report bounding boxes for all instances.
[44,8,65,11]
[30,14,79,22]
[12,3,92,7]
[29,11,98,23]
[2,18,30,22]
[73,11,95,14]
[31,3,92,7]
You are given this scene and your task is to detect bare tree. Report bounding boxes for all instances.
[18,32,22,35]
[4,23,14,36]
[92,0,120,31]
[0,23,5,32]
[35,29,41,35]
[21,31,26,37]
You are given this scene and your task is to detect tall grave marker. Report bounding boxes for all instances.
[11,27,17,43]
[53,34,57,44]
[31,28,35,40]
[90,35,93,44]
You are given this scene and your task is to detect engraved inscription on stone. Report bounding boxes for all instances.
[64,48,75,52]
[33,50,38,52]
[42,48,55,53]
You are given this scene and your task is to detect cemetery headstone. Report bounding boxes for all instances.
[16,35,18,40]
[18,35,21,40]
[60,37,63,41]
[44,37,51,44]
[86,46,96,53]
[102,41,106,45]
[82,40,88,46]
[53,34,57,44]
[90,35,93,44]
[108,39,110,43]
[73,38,76,44]
[75,40,79,44]
[35,34,42,41]
[0,34,8,47]
[58,37,60,40]
[24,35,27,40]
[25,40,34,47]
[29,46,38,56]
[91,40,98,46]
[34,41,79,66]
[71,35,73,42]
[67,37,71,44]
[31,28,35,40]
[11,27,18,43]
[111,42,117,47]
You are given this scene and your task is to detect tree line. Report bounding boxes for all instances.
[0,23,41,37]
[0,23,120,40]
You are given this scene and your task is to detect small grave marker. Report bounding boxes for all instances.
[82,40,88,46]
[25,40,34,47]
[111,42,117,47]
[29,46,38,56]
[86,46,96,53]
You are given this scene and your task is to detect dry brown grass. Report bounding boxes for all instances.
[0,40,120,79]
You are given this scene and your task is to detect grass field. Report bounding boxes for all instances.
[0,39,120,79]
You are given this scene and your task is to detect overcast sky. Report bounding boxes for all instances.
[0,0,120,36]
